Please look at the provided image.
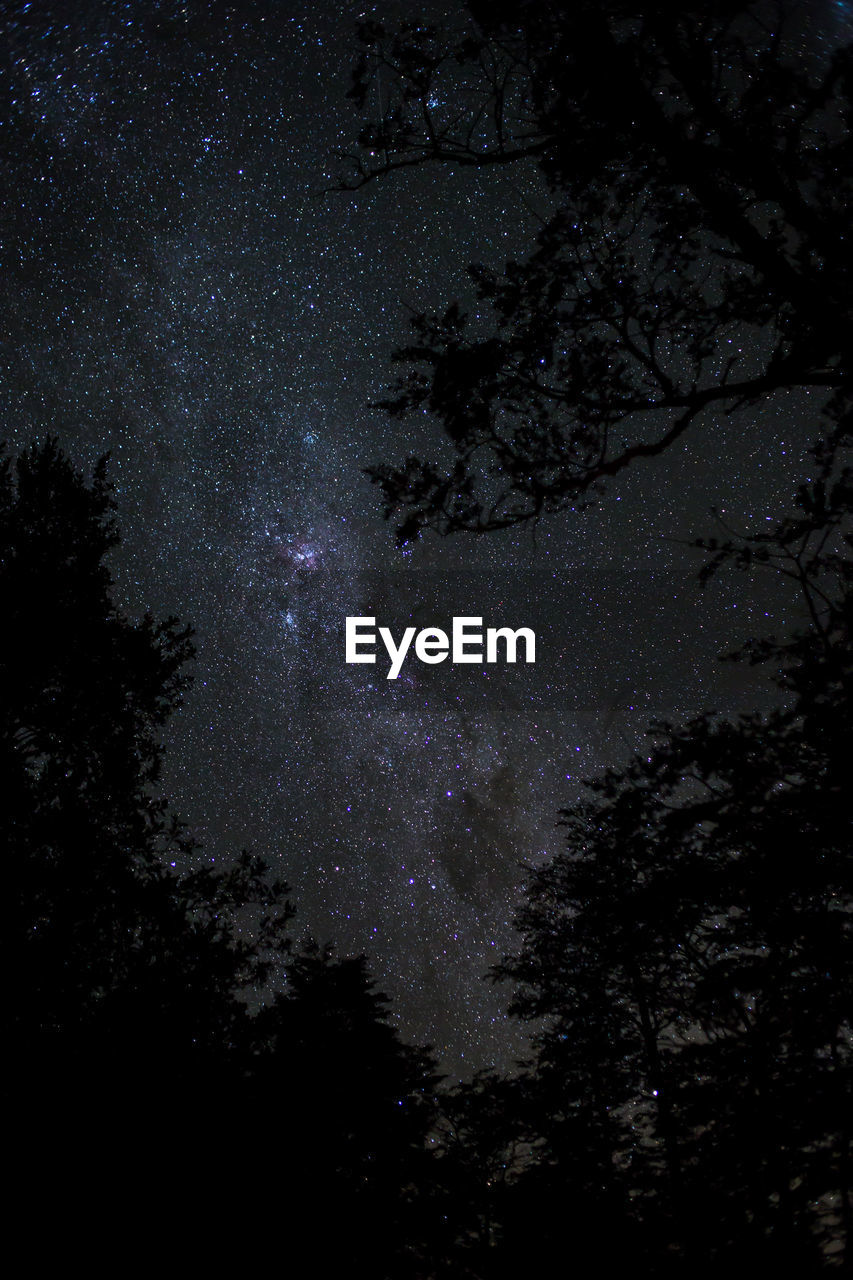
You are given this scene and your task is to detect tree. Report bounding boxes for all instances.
[340,2,852,541]
[1,439,460,1274]
[244,943,444,1275]
[3,440,458,1274]
[494,461,853,1268]
[338,8,853,1267]
[2,439,293,1173]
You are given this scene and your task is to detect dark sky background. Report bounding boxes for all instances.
[2,0,850,1076]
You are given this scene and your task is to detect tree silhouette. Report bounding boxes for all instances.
[494,459,853,1269]
[340,2,851,542]
[3,439,452,1272]
[3,440,292,1085]
[243,942,444,1274]
[2,439,300,1263]
[338,14,853,1262]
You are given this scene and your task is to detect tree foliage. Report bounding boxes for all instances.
[339,16,853,1259]
[494,457,853,1267]
[341,1,852,542]
[2,438,292,1083]
[3,440,445,1274]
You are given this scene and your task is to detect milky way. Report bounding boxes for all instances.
[0,0,836,1073]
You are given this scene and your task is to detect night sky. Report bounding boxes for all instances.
[3,0,850,1075]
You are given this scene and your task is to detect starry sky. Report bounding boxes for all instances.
[2,0,849,1075]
